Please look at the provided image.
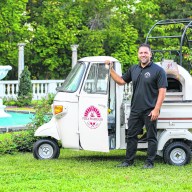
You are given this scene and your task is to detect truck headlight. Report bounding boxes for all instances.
[54,105,63,115]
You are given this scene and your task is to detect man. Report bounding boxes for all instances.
[106,43,167,168]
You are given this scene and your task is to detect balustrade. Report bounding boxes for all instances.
[0,80,63,100]
[0,80,132,101]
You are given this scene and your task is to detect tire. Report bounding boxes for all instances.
[33,138,60,159]
[163,141,191,166]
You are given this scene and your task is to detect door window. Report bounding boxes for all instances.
[83,63,109,94]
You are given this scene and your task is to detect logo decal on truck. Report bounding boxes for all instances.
[83,106,103,129]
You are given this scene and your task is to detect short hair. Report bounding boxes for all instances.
[138,43,151,52]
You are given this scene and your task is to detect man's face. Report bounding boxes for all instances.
[138,46,152,66]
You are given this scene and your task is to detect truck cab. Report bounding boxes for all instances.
[54,56,124,152]
[33,56,124,156]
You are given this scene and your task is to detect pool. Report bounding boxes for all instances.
[0,112,34,127]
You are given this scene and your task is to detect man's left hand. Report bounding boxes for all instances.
[148,108,159,121]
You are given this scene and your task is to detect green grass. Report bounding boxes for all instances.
[0,149,192,192]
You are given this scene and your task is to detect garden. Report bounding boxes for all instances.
[1,1,192,191]
[1,94,192,191]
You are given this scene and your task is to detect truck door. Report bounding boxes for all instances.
[79,63,110,152]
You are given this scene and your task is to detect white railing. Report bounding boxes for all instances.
[0,80,64,100]
[123,83,133,100]
[0,79,133,101]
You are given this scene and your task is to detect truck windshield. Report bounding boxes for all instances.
[57,62,86,92]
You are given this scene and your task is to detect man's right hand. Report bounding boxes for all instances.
[105,60,126,85]
[105,60,111,65]
[105,60,113,69]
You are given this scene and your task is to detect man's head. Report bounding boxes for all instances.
[138,43,152,67]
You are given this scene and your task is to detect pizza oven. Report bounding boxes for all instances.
[161,60,192,101]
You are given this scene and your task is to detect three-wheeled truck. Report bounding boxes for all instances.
[33,19,192,166]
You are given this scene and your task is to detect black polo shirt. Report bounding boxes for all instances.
[122,62,168,112]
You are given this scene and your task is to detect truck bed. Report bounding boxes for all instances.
[124,101,192,129]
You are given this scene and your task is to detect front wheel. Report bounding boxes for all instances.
[163,141,191,166]
[33,138,60,159]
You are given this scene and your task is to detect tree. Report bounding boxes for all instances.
[0,0,31,80]
[0,0,191,80]
[26,0,82,79]
[17,66,32,106]
[157,0,192,19]
[77,0,139,72]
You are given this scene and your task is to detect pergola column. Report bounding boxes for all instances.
[18,43,26,79]
[71,44,79,68]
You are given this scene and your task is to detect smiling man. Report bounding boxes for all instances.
[105,43,168,168]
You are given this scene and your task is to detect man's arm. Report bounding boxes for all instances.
[110,68,126,85]
[149,88,166,121]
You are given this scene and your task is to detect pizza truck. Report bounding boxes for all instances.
[32,55,192,166]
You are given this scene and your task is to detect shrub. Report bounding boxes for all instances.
[17,66,32,107]
[0,95,54,154]
[11,96,53,153]
[3,97,17,106]
[0,129,38,154]
[46,93,55,105]
[30,96,53,129]
[12,129,37,152]
[31,93,55,107]
[0,134,17,154]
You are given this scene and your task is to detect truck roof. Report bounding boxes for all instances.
[78,56,119,62]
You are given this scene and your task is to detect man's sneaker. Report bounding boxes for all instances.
[116,162,134,168]
[143,162,154,169]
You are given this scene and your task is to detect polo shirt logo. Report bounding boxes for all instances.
[144,72,151,78]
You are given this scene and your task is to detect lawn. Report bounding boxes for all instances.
[0,149,192,192]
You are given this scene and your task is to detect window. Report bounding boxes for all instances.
[84,63,109,94]
[57,62,86,92]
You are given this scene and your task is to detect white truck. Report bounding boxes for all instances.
[33,55,192,166]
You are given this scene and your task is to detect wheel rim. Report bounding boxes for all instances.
[170,148,186,164]
[38,143,54,159]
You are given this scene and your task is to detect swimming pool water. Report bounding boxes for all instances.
[0,112,34,127]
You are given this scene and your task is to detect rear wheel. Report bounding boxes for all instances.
[33,138,60,159]
[163,141,191,166]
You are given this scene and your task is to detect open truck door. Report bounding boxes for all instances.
[79,62,110,152]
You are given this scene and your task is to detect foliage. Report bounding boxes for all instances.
[0,94,54,155]
[0,129,36,154]
[26,0,81,79]
[126,0,160,43]
[0,133,17,154]
[0,0,192,80]
[157,0,192,19]
[3,97,17,106]
[28,95,53,130]
[11,129,37,152]
[17,66,33,107]
[77,0,140,71]
[0,149,192,191]
[0,0,31,80]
